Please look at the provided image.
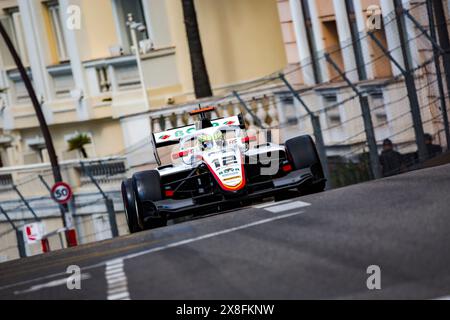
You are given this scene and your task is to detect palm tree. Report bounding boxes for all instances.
[181,0,213,99]
[67,133,91,158]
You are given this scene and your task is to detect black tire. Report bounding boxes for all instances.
[132,170,167,230]
[121,179,142,234]
[285,135,325,192]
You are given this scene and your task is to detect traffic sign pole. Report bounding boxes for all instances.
[50,182,78,247]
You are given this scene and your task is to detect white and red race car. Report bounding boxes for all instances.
[121,107,326,233]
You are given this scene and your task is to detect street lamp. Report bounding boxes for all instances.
[127,13,151,111]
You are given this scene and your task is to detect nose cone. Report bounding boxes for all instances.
[214,167,246,191]
[203,150,246,192]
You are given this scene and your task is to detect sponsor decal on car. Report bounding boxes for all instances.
[203,147,246,191]
[159,134,171,140]
[154,116,241,144]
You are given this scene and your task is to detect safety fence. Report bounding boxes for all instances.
[0,158,129,262]
[115,2,449,184]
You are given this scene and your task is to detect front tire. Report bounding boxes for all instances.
[132,170,167,230]
[285,135,326,193]
[121,179,142,234]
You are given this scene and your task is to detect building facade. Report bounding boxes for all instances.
[0,0,286,170]
[276,0,450,158]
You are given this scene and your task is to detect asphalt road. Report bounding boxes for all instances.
[1,164,450,300]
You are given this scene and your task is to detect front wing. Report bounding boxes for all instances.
[153,168,321,217]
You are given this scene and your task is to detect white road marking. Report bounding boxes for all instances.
[108,286,128,295]
[14,274,91,295]
[0,210,305,293]
[105,259,130,300]
[108,292,130,300]
[253,199,294,209]
[123,211,305,261]
[106,273,126,280]
[434,296,450,300]
[264,201,311,213]
[106,268,125,274]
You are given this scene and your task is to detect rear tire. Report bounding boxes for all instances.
[121,179,142,234]
[285,135,326,193]
[132,170,167,230]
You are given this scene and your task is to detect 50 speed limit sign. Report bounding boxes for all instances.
[51,182,73,205]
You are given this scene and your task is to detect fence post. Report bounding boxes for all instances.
[80,162,119,238]
[430,0,450,150]
[324,53,382,179]
[279,73,331,188]
[393,0,428,162]
[232,91,265,128]
[105,198,119,238]
[367,30,427,163]
[403,3,450,151]
[12,185,40,221]
[12,185,41,221]
[15,230,27,259]
[402,8,444,53]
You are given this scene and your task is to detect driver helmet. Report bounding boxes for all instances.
[199,134,213,150]
[213,130,225,147]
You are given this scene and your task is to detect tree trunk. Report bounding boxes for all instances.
[80,147,88,159]
[181,0,213,99]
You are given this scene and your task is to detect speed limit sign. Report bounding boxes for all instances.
[51,182,73,205]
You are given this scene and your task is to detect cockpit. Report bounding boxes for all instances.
[173,126,245,164]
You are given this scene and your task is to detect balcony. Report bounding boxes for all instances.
[2,46,181,130]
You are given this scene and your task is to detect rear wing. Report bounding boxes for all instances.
[152,114,245,148]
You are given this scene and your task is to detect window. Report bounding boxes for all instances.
[7,69,33,104]
[45,1,69,62]
[368,88,389,139]
[369,90,387,127]
[52,73,75,98]
[12,78,32,103]
[0,7,29,67]
[323,94,341,127]
[112,0,149,53]
[321,20,344,82]
[115,65,141,91]
[367,16,392,78]
[25,136,47,164]
[279,94,298,126]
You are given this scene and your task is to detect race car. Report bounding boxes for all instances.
[121,107,326,233]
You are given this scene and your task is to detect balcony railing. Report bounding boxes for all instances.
[0,174,13,191]
[79,160,127,185]
[0,157,127,200]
